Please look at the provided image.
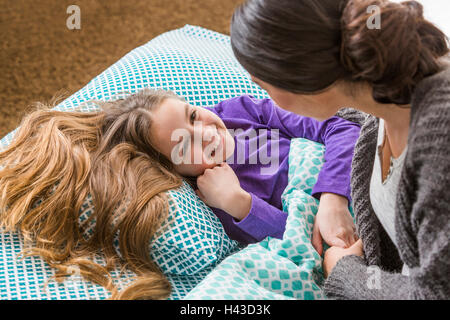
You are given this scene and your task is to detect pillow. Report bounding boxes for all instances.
[153,183,239,274]
[79,181,238,275]
[0,25,269,300]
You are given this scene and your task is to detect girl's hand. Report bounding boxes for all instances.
[196,163,251,221]
[312,193,358,256]
[323,239,364,278]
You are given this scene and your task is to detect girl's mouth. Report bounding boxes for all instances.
[208,131,222,160]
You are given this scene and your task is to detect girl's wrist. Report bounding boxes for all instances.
[320,192,348,207]
[223,188,252,221]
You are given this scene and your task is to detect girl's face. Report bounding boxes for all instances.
[150,98,235,177]
[251,76,343,121]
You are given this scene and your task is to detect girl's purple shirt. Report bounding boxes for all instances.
[205,95,360,244]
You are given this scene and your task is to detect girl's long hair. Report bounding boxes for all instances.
[0,88,184,299]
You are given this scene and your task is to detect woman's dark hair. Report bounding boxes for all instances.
[231,0,449,104]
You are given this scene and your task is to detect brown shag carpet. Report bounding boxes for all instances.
[0,0,244,139]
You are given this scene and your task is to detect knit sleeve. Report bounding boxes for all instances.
[323,255,411,300]
[395,72,450,299]
[324,69,450,300]
[324,171,450,300]
[324,192,448,300]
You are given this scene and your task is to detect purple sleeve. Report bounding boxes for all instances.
[214,95,361,202]
[212,192,287,244]
[271,104,361,202]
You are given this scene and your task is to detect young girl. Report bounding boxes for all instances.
[152,93,360,247]
[0,88,360,299]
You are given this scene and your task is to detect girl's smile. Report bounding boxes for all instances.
[149,98,235,177]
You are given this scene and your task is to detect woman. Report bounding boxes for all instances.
[230,0,449,299]
[0,89,359,299]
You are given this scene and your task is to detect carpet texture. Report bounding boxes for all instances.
[0,0,243,139]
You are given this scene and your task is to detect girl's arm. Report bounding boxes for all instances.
[196,163,287,244]
[212,95,361,202]
[211,95,361,250]
[212,192,288,244]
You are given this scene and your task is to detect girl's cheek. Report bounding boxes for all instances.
[189,144,210,167]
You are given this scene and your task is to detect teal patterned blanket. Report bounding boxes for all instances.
[184,138,331,300]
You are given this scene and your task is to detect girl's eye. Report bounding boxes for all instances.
[190,110,197,124]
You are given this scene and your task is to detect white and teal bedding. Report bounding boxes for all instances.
[184,138,330,300]
[0,25,351,300]
[0,25,267,300]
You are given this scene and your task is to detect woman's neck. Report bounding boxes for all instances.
[350,85,411,158]
[382,108,410,158]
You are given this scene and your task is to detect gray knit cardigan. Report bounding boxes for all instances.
[324,67,450,300]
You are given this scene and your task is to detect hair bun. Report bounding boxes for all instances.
[403,0,424,19]
[340,0,448,104]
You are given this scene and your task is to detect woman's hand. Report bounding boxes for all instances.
[196,163,252,221]
[312,192,358,256]
[323,239,364,278]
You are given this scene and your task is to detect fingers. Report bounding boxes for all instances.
[327,237,347,249]
[351,238,363,248]
[220,162,231,170]
[344,233,357,248]
[312,221,323,256]
[348,238,364,257]
[333,226,358,248]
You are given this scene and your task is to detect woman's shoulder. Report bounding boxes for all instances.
[409,66,450,150]
[411,65,450,124]
[335,107,369,127]
[403,67,450,199]
[336,108,378,154]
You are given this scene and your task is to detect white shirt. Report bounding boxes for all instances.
[370,119,410,276]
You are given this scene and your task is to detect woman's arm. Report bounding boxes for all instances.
[324,193,449,300]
